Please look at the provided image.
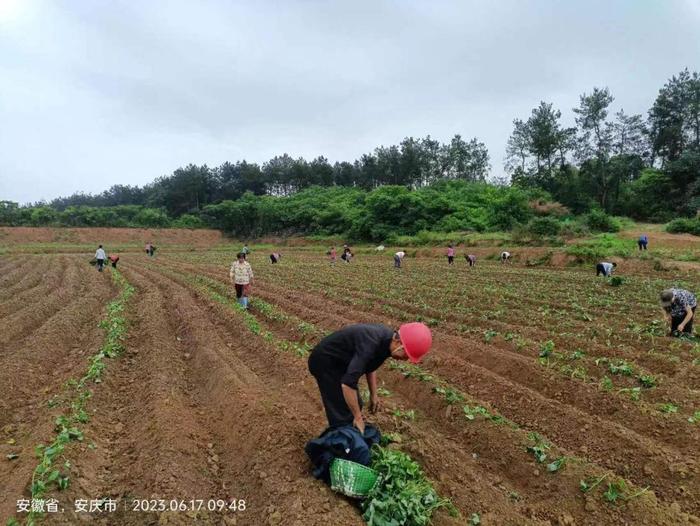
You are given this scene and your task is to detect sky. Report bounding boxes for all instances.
[1,0,699,204]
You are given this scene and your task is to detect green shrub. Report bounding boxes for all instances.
[525,217,562,237]
[565,234,632,262]
[585,209,620,233]
[666,218,700,236]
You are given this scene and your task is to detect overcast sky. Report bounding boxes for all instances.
[1,0,699,204]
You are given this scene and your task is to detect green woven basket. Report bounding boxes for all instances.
[329,458,380,498]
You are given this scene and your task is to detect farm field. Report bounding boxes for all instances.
[2,231,700,525]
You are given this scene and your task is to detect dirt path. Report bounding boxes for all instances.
[0,256,115,519]
[52,261,364,525]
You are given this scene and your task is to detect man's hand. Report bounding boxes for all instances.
[353,415,365,434]
[370,395,381,414]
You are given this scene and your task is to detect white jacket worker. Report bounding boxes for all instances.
[394,250,406,268]
[596,261,617,277]
[230,252,254,309]
[500,251,511,264]
[95,245,106,272]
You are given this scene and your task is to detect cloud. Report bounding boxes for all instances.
[1,0,699,202]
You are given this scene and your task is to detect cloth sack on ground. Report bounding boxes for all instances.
[304,424,381,482]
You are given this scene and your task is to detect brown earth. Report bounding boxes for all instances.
[3,241,700,526]
[0,227,223,247]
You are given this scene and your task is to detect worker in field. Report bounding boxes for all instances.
[95,245,106,272]
[108,254,120,268]
[465,254,477,267]
[660,288,697,337]
[308,323,432,432]
[500,251,512,264]
[638,234,649,251]
[270,252,282,264]
[341,246,353,263]
[596,261,617,277]
[328,246,337,264]
[447,244,455,265]
[145,242,151,255]
[394,249,406,268]
[242,244,250,256]
[230,252,254,309]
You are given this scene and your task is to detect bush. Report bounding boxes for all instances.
[565,234,632,262]
[525,216,562,237]
[585,209,620,233]
[171,214,207,229]
[666,218,700,236]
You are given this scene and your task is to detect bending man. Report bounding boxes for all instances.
[308,323,432,433]
[661,288,697,337]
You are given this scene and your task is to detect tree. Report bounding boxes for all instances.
[443,135,490,181]
[573,87,616,210]
[505,119,530,174]
[648,69,700,163]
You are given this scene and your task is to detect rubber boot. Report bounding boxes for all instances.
[238,298,245,309]
[243,297,249,309]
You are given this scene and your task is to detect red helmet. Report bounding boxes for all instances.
[399,322,432,363]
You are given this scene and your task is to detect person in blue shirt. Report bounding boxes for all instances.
[638,234,648,251]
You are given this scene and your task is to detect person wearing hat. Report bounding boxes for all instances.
[660,288,697,336]
[229,252,254,309]
[308,323,432,433]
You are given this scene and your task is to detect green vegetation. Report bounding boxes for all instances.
[666,217,700,236]
[362,445,454,526]
[27,268,134,525]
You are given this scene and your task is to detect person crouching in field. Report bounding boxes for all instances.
[661,288,697,337]
[638,234,648,251]
[394,250,406,268]
[95,245,106,272]
[447,245,455,265]
[500,251,511,264]
[230,252,254,309]
[596,261,616,277]
[270,252,281,264]
[465,254,477,267]
[308,323,432,432]
[108,254,120,268]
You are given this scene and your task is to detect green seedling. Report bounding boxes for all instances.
[526,432,551,464]
[659,403,679,414]
[392,409,416,421]
[580,473,608,493]
[377,387,391,397]
[484,329,498,342]
[599,376,614,391]
[638,375,657,388]
[608,360,633,376]
[687,411,700,424]
[547,457,567,473]
[618,387,641,401]
[569,350,586,360]
[469,512,481,525]
[539,340,555,358]
[433,386,464,405]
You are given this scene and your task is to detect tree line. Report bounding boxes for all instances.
[2,68,698,236]
[506,68,700,221]
[42,134,490,218]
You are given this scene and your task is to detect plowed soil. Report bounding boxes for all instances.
[2,238,700,526]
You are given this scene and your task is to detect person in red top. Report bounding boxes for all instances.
[329,246,337,265]
[108,254,120,268]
